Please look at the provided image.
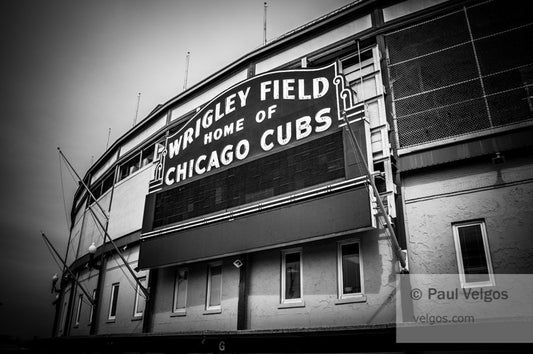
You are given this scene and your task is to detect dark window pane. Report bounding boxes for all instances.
[209,265,222,307]
[142,144,155,167]
[175,270,188,310]
[285,253,301,300]
[101,171,115,194]
[342,243,361,294]
[119,154,141,180]
[110,285,119,317]
[458,225,490,283]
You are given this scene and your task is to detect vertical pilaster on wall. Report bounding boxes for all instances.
[247,63,256,78]
[142,268,158,333]
[63,278,76,337]
[90,255,107,335]
[237,254,249,330]
[371,6,384,28]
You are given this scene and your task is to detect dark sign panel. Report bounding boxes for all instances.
[151,62,354,192]
[140,62,373,268]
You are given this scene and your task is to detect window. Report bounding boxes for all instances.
[173,268,188,314]
[119,142,161,182]
[108,283,119,320]
[89,170,115,203]
[453,221,495,288]
[141,144,155,168]
[206,263,222,311]
[74,294,83,326]
[337,240,364,299]
[133,277,147,318]
[88,289,96,325]
[281,249,303,304]
[119,154,141,181]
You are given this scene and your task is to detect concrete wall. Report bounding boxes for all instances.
[151,258,240,332]
[107,165,154,239]
[403,154,533,275]
[79,191,112,258]
[96,246,148,335]
[246,232,397,329]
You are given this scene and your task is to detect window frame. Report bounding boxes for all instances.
[133,277,147,318]
[452,220,495,288]
[206,262,223,312]
[281,248,304,305]
[108,283,120,321]
[337,239,365,300]
[173,268,189,315]
[74,294,83,327]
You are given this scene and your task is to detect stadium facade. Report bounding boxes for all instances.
[46,0,533,352]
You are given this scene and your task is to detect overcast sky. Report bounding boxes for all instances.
[0,0,355,339]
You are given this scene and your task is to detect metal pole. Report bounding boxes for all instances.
[341,113,407,270]
[183,52,190,91]
[263,2,268,45]
[105,127,111,151]
[133,92,141,126]
[41,232,95,305]
[57,148,109,220]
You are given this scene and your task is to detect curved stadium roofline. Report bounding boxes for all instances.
[79,0,368,187]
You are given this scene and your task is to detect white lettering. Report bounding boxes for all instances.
[313,77,329,98]
[165,167,175,186]
[277,123,292,145]
[298,79,311,100]
[255,110,266,123]
[315,107,332,132]
[282,79,295,99]
[225,93,236,114]
[260,129,275,151]
[295,116,312,140]
[176,162,187,183]
[220,145,233,165]
[237,87,251,107]
[194,155,206,175]
[260,81,271,101]
[168,136,183,159]
[207,151,220,171]
[236,139,250,160]
[267,104,277,119]
[202,109,214,129]
[183,128,194,150]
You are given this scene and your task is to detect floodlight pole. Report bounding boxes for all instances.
[57,147,150,299]
[42,232,95,305]
[341,112,407,271]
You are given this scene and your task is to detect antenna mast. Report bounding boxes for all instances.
[263,2,268,45]
[183,51,190,91]
[105,128,111,150]
[133,92,141,126]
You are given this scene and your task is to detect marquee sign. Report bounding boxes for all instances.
[150,61,362,193]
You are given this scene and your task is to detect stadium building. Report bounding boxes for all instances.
[45,0,533,352]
